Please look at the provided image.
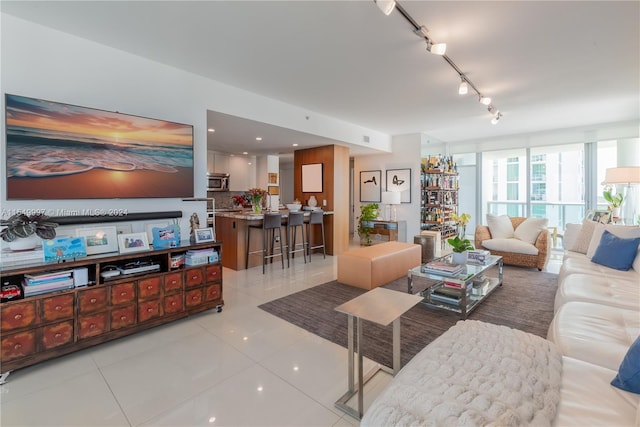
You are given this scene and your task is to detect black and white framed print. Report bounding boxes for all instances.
[360,170,382,202]
[386,168,411,203]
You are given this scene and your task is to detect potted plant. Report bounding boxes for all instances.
[451,212,471,239]
[447,235,474,265]
[247,188,267,214]
[1,213,58,251]
[357,203,379,246]
[603,186,623,218]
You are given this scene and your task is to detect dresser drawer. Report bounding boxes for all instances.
[78,288,108,314]
[204,284,222,302]
[111,282,136,306]
[138,300,162,323]
[164,294,184,314]
[78,312,109,339]
[41,294,74,322]
[185,288,204,308]
[1,331,36,362]
[205,264,222,282]
[40,320,74,351]
[1,301,36,332]
[111,305,136,330]
[164,272,183,293]
[184,267,204,288]
[138,277,162,300]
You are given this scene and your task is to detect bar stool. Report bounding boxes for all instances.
[246,213,285,274]
[285,211,307,267]
[307,210,326,261]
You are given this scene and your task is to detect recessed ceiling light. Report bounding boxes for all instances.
[243,151,248,155]
[207,128,215,132]
[256,137,262,141]
[292,143,298,147]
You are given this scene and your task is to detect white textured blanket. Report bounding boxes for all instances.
[361,320,562,426]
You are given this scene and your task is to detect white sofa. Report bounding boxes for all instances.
[362,220,640,426]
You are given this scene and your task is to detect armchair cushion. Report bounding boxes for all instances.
[514,217,549,245]
[486,214,515,239]
[481,238,539,255]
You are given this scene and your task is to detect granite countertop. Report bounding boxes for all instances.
[215,209,332,220]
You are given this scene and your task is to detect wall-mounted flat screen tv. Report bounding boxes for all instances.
[5,94,194,199]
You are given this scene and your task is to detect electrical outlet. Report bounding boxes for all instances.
[323,199,327,206]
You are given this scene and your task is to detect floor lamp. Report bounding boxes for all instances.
[381,191,401,221]
[603,167,640,225]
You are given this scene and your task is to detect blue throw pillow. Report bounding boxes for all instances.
[591,230,640,271]
[611,336,640,394]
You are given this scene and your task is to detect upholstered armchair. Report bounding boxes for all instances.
[475,216,550,271]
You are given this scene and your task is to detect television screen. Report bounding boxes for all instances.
[5,94,194,199]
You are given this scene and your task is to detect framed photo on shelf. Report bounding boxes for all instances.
[151,224,181,249]
[386,168,411,203]
[117,232,150,254]
[195,227,215,243]
[75,226,118,255]
[360,170,382,202]
[591,209,611,224]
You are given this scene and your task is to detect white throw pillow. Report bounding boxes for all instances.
[586,223,640,259]
[481,238,539,255]
[569,219,598,254]
[514,217,548,245]
[486,214,515,239]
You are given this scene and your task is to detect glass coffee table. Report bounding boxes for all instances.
[408,254,503,318]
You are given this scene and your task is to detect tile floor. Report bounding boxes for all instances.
[0,246,562,427]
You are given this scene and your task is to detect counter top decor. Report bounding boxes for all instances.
[247,188,267,214]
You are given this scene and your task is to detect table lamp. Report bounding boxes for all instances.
[602,166,640,225]
[381,191,401,221]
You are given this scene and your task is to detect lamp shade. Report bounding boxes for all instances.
[381,191,401,205]
[602,167,640,184]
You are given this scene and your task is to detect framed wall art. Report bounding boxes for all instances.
[591,210,611,224]
[117,232,150,254]
[75,226,118,255]
[302,163,323,193]
[360,170,382,202]
[386,168,411,203]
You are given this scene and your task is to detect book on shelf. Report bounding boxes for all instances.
[24,270,73,282]
[430,293,461,306]
[433,286,465,299]
[22,278,74,296]
[421,260,464,276]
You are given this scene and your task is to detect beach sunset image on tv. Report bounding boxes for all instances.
[5,94,194,199]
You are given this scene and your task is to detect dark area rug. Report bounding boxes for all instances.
[258,265,558,368]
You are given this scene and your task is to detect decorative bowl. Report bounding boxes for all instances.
[286,203,302,212]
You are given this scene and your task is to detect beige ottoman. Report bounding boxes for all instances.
[337,241,421,290]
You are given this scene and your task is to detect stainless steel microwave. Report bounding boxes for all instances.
[207,173,229,191]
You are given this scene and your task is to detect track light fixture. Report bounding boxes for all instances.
[374,0,502,124]
[458,77,468,95]
[375,0,396,16]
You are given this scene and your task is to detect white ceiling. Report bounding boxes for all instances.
[2,0,639,157]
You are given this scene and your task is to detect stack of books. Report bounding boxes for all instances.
[421,259,464,277]
[22,270,74,297]
[430,286,463,306]
[186,248,218,266]
[471,274,490,296]
[468,249,491,265]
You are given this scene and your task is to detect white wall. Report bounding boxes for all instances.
[354,134,421,242]
[1,14,390,238]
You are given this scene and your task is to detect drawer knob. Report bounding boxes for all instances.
[14,343,21,350]
[90,298,97,304]
[147,308,153,313]
[120,292,127,296]
[89,324,96,329]
[120,316,127,321]
[14,314,22,320]
[192,295,198,300]
[147,285,154,290]
[55,305,62,311]
[171,301,177,306]
[55,333,62,338]
[192,275,198,280]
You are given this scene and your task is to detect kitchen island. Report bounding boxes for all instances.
[215,210,334,270]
